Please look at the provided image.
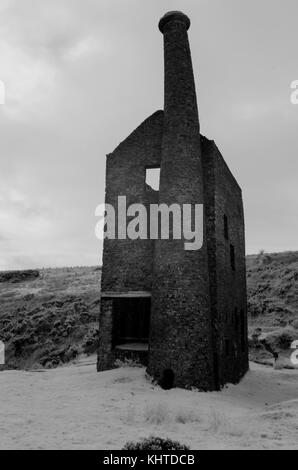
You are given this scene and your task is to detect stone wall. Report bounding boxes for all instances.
[201,137,249,386]
[98,130,248,388]
[101,111,163,293]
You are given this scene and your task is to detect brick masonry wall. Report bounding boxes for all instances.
[98,130,248,385]
[98,111,163,371]
[97,299,114,371]
[201,137,248,387]
[101,111,163,293]
[201,136,219,389]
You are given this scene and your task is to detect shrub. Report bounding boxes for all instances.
[247,299,262,317]
[123,436,190,450]
[82,328,99,355]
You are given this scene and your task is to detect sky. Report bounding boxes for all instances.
[0,0,297,269]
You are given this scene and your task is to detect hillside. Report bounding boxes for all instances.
[0,267,101,369]
[0,251,297,370]
[247,251,298,367]
[247,251,298,327]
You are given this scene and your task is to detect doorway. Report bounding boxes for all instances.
[112,297,151,349]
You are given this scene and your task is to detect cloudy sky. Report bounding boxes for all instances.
[0,0,297,269]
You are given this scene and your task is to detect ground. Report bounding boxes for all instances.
[0,356,297,450]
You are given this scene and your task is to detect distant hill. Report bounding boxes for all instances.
[0,251,297,370]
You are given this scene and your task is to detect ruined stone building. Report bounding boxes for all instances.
[97,11,248,390]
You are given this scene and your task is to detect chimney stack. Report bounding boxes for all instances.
[148,12,216,390]
[159,11,200,137]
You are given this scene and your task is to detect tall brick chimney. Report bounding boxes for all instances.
[148,11,216,390]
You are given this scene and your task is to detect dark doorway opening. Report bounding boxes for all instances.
[160,369,175,390]
[230,244,235,271]
[112,297,151,350]
[240,309,245,352]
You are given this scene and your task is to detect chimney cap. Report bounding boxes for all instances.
[158,11,190,33]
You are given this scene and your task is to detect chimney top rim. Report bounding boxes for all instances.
[158,11,190,33]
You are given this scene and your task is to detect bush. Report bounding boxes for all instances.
[123,436,190,450]
[247,299,262,317]
[82,328,99,355]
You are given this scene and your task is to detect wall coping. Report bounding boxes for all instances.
[101,291,152,298]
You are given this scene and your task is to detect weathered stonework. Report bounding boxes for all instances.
[97,11,248,390]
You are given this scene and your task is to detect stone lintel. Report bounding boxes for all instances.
[101,291,152,299]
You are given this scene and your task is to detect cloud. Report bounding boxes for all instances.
[0,188,52,241]
[0,1,110,121]
[64,36,102,61]
[0,0,298,269]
